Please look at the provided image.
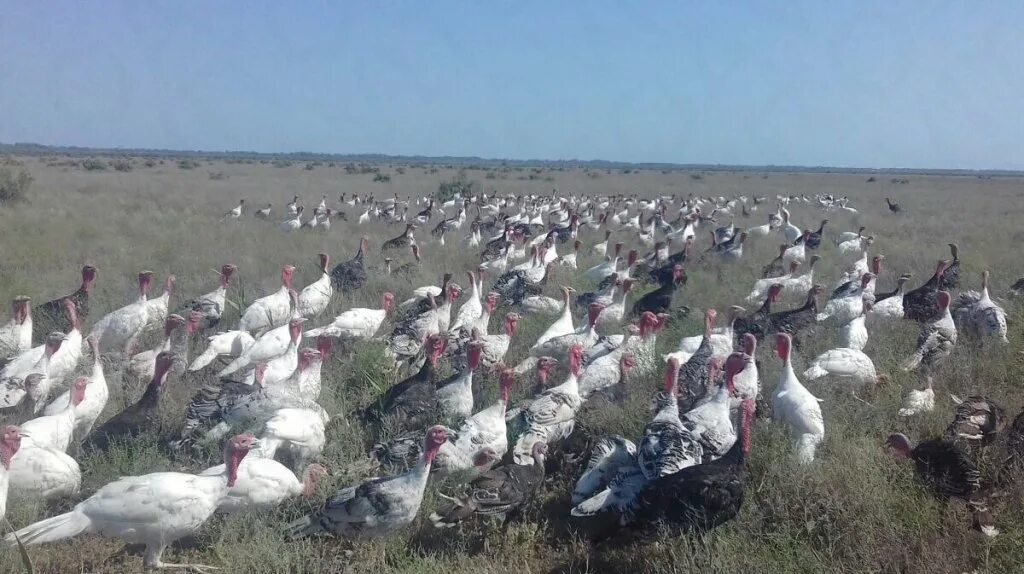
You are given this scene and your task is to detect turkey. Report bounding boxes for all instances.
[1,426,24,521]
[816,273,874,324]
[733,283,782,344]
[435,342,481,419]
[199,457,328,514]
[898,376,935,417]
[0,333,66,415]
[43,335,108,441]
[902,291,957,374]
[237,265,295,335]
[217,317,304,381]
[578,353,636,401]
[220,199,244,221]
[570,435,637,511]
[746,262,799,304]
[584,253,620,283]
[254,203,272,219]
[259,407,329,472]
[939,243,961,291]
[950,271,1008,344]
[870,273,912,320]
[475,312,520,369]
[143,275,176,334]
[513,303,602,375]
[779,256,820,300]
[681,353,746,460]
[83,352,176,452]
[803,347,888,390]
[330,237,369,293]
[8,441,81,501]
[381,223,417,252]
[903,260,951,323]
[19,376,88,452]
[434,368,516,476]
[429,441,547,528]
[0,296,31,361]
[638,358,703,481]
[284,426,448,539]
[186,264,236,330]
[885,197,902,213]
[631,265,685,317]
[838,301,869,351]
[450,269,484,333]
[632,398,755,532]
[364,335,448,431]
[805,219,827,250]
[126,312,197,380]
[886,433,995,536]
[7,433,258,571]
[946,395,1006,447]
[595,279,632,335]
[188,330,255,372]
[772,333,825,464]
[512,345,585,463]
[761,245,789,279]
[32,265,96,345]
[89,271,153,355]
[306,292,394,341]
[676,309,719,409]
[297,253,333,319]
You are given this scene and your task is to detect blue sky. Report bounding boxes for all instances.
[1,2,1021,168]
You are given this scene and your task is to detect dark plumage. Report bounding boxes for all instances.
[84,352,174,452]
[903,260,951,323]
[733,283,782,345]
[330,237,368,292]
[633,400,755,531]
[364,335,447,432]
[939,243,960,291]
[761,245,789,279]
[631,265,685,317]
[381,224,417,252]
[767,285,824,342]
[428,442,548,527]
[886,197,902,213]
[946,396,1006,447]
[33,265,96,344]
[805,219,827,250]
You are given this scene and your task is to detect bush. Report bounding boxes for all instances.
[0,167,33,204]
[395,167,405,175]
[272,159,292,168]
[110,159,132,172]
[81,159,106,171]
[177,159,199,170]
[304,163,315,170]
[143,159,157,168]
[208,171,228,180]
[438,175,479,202]
[373,173,391,183]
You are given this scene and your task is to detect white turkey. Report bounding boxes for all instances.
[898,376,935,417]
[20,376,89,452]
[512,344,585,464]
[89,271,153,355]
[259,407,329,472]
[8,441,81,501]
[199,457,328,514]
[950,271,1008,344]
[237,265,295,335]
[870,273,912,320]
[306,292,394,341]
[6,433,257,572]
[188,330,255,372]
[0,425,23,521]
[772,333,825,464]
[43,336,108,442]
[297,253,333,319]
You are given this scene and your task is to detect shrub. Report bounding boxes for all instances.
[110,159,132,172]
[437,174,479,202]
[304,163,315,170]
[373,173,391,183]
[272,159,292,168]
[143,159,157,168]
[177,159,200,170]
[208,171,228,180]
[81,159,106,171]
[395,167,405,175]
[0,167,32,204]
[690,173,702,180]
[485,172,497,180]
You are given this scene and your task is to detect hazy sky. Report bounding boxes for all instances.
[2,2,1022,168]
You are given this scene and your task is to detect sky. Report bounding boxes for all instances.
[1,2,1022,169]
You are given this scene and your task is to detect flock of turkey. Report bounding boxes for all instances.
[1,187,1022,571]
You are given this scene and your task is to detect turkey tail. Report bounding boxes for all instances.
[5,511,90,545]
[802,364,828,381]
[188,348,219,371]
[901,351,923,372]
[428,495,476,528]
[570,488,615,517]
[282,515,324,540]
[795,433,822,465]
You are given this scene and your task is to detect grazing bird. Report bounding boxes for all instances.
[903,260,950,323]
[237,265,295,335]
[0,425,24,521]
[83,352,176,452]
[7,433,258,571]
[221,199,245,221]
[89,271,154,355]
[255,203,272,219]
[0,296,32,361]
[186,263,236,330]
[885,197,902,213]
[902,291,957,374]
[950,270,1008,344]
[772,333,824,464]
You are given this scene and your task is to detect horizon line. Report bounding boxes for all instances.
[2,141,1022,177]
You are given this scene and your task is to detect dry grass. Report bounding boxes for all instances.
[1,157,1023,573]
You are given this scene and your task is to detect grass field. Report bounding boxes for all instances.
[1,155,1023,573]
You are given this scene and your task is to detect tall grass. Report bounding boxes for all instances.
[0,156,1021,572]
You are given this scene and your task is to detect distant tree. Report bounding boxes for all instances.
[0,167,32,204]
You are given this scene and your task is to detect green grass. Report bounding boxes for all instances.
[0,157,1023,572]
